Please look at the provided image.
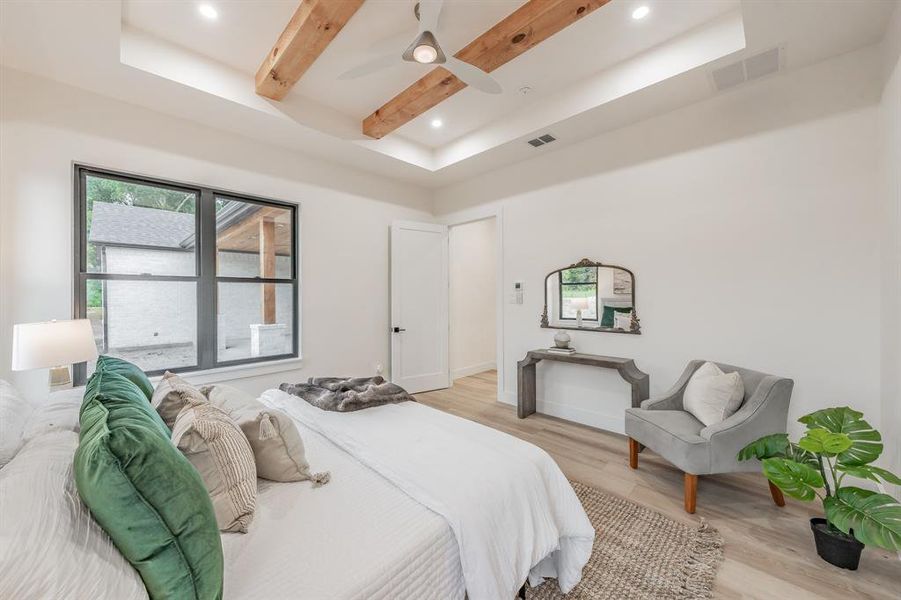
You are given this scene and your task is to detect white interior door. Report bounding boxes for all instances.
[391,221,449,393]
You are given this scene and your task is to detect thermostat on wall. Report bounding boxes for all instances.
[510,281,524,304]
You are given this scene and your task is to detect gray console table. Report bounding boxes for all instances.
[517,350,650,419]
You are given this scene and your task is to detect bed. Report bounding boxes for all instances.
[221,417,465,599]
[0,380,594,600]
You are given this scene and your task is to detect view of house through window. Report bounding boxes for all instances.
[74,167,298,383]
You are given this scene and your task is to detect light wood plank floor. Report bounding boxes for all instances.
[416,371,900,599]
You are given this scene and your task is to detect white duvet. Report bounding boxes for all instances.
[262,389,595,600]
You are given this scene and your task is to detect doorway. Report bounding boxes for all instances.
[448,217,497,383]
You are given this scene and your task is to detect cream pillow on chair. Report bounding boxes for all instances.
[171,401,257,533]
[683,362,745,427]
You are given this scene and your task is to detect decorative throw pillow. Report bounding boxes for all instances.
[171,401,257,533]
[1,431,148,599]
[95,355,155,401]
[613,311,632,330]
[152,371,207,428]
[601,305,633,328]
[201,384,330,485]
[683,362,745,427]
[74,368,223,600]
[22,386,84,442]
[0,379,36,467]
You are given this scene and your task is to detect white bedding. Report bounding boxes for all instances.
[0,431,149,600]
[4,388,590,600]
[221,418,465,600]
[262,390,595,600]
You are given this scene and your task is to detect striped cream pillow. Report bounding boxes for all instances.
[171,401,257,533]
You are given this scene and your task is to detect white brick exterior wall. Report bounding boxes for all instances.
[102,247,293,353]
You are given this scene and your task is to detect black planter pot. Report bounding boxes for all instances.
[810,518,864,570]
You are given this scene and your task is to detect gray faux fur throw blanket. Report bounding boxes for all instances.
[278,376,415,412]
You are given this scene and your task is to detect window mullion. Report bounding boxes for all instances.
[197,189,218,370]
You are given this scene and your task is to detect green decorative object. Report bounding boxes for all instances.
[74,367,223,599]
[95,354,155,401]
[739,406,901,567]
[600,305,633,328]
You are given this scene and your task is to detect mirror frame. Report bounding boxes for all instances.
[540,258,641,334]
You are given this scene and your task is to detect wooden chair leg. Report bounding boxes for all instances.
[628,438,639,469]
[768,480,786,507]
[684,473,698,514]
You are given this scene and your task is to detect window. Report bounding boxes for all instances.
[74,166,298,384]
[559,266,599,321]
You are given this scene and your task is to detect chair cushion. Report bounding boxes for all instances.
[625,408,711,474]
[74,368,223,600]
[95,355,155,401]
[683,361,744,427]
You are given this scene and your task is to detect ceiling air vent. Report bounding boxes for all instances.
[527,133,557,147]
[711,47,783,92]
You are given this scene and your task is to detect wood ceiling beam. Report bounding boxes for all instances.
[217,206,292,256]
[362,0,610,139]
[256,0,366,101]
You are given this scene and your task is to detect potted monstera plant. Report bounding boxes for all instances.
[738,406,901,570]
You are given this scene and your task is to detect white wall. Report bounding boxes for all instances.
[449,218,496,379]
[879,5,901,492]
[0,68,433,400]
[435,46,886,438]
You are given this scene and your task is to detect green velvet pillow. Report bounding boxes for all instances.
[74,369,223,600]
[601,306,633,328]
[95,355,155,401]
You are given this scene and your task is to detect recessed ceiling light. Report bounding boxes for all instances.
[431,118,443,129]
[632,6,650,20]
[198,3,218,20]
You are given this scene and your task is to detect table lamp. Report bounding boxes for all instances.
[571,297,590,328]
[11,319,98,390]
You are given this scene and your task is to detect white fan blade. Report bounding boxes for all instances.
[444,57,502,94]
[338,53,399,80]
[418,0,444,34]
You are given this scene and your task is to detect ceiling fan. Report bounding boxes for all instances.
[338,0,502,94]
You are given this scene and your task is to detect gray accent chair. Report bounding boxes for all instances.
[625,360,794,514]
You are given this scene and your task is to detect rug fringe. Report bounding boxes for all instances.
[681,518,725,598]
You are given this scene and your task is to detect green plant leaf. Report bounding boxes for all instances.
[838,464,901,486]
[823,487,901,551]
[798,429,853,456]
[798,407,882,466]
[788,443,819,468]
[762,458,824,502]
[738,434,790,461]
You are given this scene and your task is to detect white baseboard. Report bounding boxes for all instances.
[452,361,496,380]
[500,390,625,434]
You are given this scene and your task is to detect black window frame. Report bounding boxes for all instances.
[558,267,600,322]
[73,164,299,385]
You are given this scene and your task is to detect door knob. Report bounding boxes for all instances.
[393,327,406,333]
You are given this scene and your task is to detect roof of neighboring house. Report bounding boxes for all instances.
[89,202,195,249]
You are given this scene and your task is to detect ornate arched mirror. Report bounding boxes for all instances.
[540,258,640,334]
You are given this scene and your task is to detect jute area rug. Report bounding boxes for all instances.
[527,481,724,600]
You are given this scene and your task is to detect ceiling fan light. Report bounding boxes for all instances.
[403,30,446,65]
[413,44,438,64]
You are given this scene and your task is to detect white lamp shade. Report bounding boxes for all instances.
[11,319,98,371]
[570,298,591,311]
